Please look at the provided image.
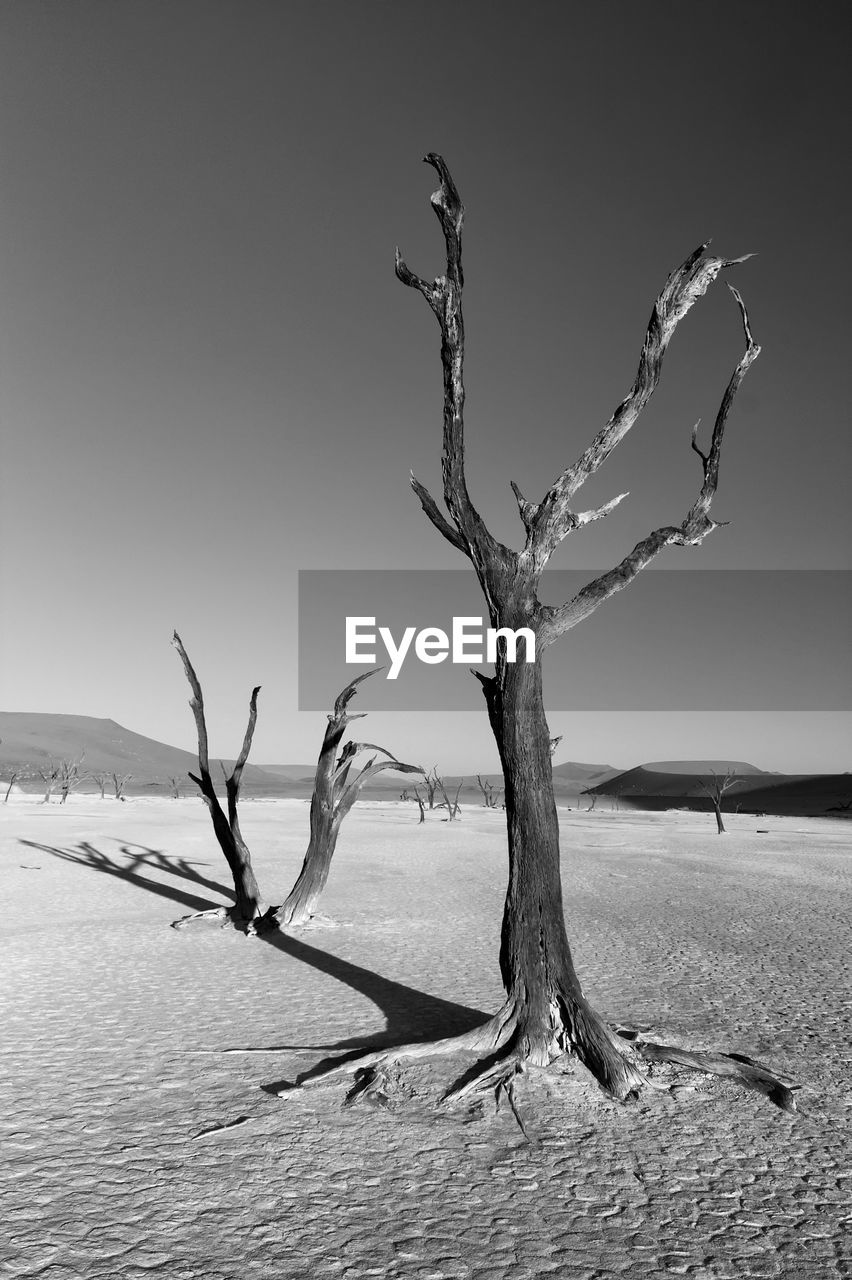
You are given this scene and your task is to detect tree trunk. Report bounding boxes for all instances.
[481,652,644,1096]
[714,802,726,834]
[273,708,348,927]
[204,785,265,921]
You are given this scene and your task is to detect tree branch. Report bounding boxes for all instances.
[521,246,754,567]
[397,154,510,575]
[172,631,211,780]
[542,286,760,641]
[410,473,470,554]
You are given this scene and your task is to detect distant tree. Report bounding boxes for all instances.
[698,769,742,834]
[423,767,441,809]
[92,772,109,799]
[402,786,427,823]
[436,776,463,821]
[39,761,61,804]
[302,154,793,1112]
[112,772,132,801]
[271,672,423,928]
[168,776,182,799]
[58,755,86,804]
[476,774,501,809]
[3,770,21,803]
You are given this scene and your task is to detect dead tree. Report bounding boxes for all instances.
[111,772,132,801]
[92,772,109,799]
[3,771,21,803]
[301,155,793,1112]
[168,776,182,799]
[58,756,86,804]
[698,769,741,834]
[437,776,463,821]
[173,632,266,929]
[476,774,501,809]
[39,762,60,804]
[423,767,441,809]
[270,672,423,928]
[405,786,427,823]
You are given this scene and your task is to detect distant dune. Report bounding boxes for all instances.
[586,762,852,817]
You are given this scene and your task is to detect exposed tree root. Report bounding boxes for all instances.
[278,996,796,1114]
[171,905,261,933]
[616,1027,798,1111]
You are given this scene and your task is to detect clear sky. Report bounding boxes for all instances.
[1,1,849,773]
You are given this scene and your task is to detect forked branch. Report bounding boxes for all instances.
[542,285,760,642]
[521,247,755,567]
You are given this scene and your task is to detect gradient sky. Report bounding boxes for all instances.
[1,1,849,773]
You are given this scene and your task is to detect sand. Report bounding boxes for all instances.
[1,796,850,1279]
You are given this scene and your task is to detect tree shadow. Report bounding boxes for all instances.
[22,838,489,1086]
[21,839,231,915]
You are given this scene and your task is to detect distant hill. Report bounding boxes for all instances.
[0,712,284,792]
[257,764,318,781]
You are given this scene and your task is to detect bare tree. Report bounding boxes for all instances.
[172,632,266,929]
[271,672,423,928]
[436,776,463,821]
[476,774,501,809]
[92,772,109,799]
[39,761,60,804]
[58,755,86,804]
[402,786,427,823]
[303,155,793,1112]
[698,769,741,834]
[168,776,182,799]
[3,771,21,803]
[112,772,132,801]
[423,767,441,809]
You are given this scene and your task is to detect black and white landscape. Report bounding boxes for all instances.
[1,4,849,1278]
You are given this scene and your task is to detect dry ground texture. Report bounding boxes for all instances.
[1,796,850,1279]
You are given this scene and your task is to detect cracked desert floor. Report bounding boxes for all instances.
[2,797,850,1279]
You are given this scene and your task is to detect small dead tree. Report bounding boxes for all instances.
[112,772,132,801]
[422,767,441,809]
[271,672,423,928]
[698,769,741,834]
[39,762,60,804]
[168,776,182,799]
[3,771,21,803]
[92,772,109,799]
[300,154,793,1113]
[408,786,427,823]
[437,776,463,821]
[476,774,501,809]
[58,755,86,804]
[172,632,266,929]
